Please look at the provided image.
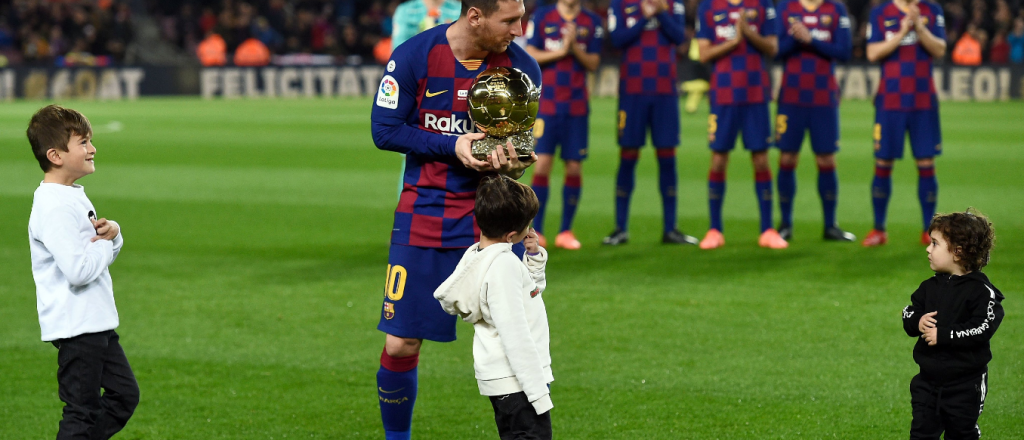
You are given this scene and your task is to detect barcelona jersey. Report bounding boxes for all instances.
[776,0,851,107]
[527,5,604,116]
[608,0,687,96]
[866,0,945,111]
[696,0,780,105]
[370,24,542,249]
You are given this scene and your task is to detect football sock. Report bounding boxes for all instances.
[917,164,938,231]
[818,164,838,228]
[531,174,550,235]
[615,148,640,232]
[777,163,796,226]
[755,169,774,233]
[378,349,419,440]
[708,170,726,232]
[561,175,581,233]
[871,163,893,231]
[656,148,678,233]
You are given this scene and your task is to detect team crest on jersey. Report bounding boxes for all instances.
[377,75,399,109]
[746,9,759,20]
[921,16,929,25]
[821,15,832,26]
[383,302,395,320]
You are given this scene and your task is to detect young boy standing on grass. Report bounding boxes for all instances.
[27,104,139,439]
[434,175,553,440]
[902,209,1003,440]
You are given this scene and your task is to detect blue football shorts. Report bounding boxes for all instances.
[534,113,589,161]
[377,244,465,343]
[708,102,771,153]
[775,104,840,155]
[617,94,680,148]
[873,105,942,160]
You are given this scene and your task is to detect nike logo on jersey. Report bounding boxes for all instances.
[625,5,638,13]
[714,13,726,21]
[884,19,897,27]
[425,89,448,97]
[544,25,558,33]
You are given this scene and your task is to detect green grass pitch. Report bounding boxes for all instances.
[0,97,1020,439]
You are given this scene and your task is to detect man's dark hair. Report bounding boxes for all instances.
[26,104,92,172]
[475,174,539,240]
[461,0,503,17]
[928,208,996,273]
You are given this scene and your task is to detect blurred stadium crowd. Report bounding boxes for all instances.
[1,0,1023,66]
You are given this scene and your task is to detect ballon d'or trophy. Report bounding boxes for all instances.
[467,66,540,161]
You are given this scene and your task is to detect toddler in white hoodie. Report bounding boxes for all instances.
[434,174,552,440]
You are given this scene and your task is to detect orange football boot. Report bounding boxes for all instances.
[921,231,931,246]
[758,228,789,249]
[699,229,725,250]
[554,231,581,250]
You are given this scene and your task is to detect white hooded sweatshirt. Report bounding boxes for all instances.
[434,242,552,414]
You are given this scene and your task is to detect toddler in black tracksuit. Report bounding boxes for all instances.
[901,209,1004,440]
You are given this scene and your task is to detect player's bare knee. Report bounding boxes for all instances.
[751,152,770,171]
[815,154,835,169]
[876,159,894,168]
[710,153,729,172]
[385,335,422,357]
[564,160,582,176]
[915,158,934,168]
[780,153,799,168]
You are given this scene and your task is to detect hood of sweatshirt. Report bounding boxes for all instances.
[935,271,1005,302]
[433,243,513,324]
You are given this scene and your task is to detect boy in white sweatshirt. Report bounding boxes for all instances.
[434,174,553,440]
[26,105,139,439]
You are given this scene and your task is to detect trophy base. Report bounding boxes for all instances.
[471,131,535,161]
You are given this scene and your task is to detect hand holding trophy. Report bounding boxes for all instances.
[467,66,541,161]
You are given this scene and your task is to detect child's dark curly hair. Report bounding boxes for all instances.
[927,208,995,273]
[475,175,539,240]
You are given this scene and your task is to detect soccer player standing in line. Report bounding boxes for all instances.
[695,0,787,249]
[604,0,699,246]
[862,0,946,247]
[524,0,603,250]
[370,1,541,439]
[774,0,856,242]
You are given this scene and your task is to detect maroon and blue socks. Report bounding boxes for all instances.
[708,170,726,231]
[378,349,418,440]
[531,174,550,235]
[777,163,797,227]
[615,149,640,232]
[561,175,581,233]
[755,170,774,233]
[656,149,678,233]
[871,163,893,231]
[778,163,839,228]
[918,164,937,231]
[818,165,839,228]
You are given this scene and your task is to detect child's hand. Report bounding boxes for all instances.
[922,326,938,346]
[91,218,119,242]
[917,311,937,334]
[524,228,540,254]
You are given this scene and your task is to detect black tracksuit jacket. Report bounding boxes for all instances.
[901,271,1005,386]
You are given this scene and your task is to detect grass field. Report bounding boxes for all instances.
[0,97,1021,439]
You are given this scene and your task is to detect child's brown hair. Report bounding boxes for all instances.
[26,105,92,172]
[475,175,539,240]
[928,208,995,273]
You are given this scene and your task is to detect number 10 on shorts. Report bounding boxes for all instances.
[384,264,407,301]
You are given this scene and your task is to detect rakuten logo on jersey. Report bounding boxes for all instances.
[716,25,737,39]
[811,29,832,41]
[423,112,471,134]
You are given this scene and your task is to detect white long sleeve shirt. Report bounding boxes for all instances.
[28,183,122,341]
[434,243,553,415]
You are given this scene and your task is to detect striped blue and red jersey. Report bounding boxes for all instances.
[867,0,945,111]
[526,5,604,116]
[776,0,851,107]
[696,0,780,105]
[608,0,687,96]
[370,24,542,249]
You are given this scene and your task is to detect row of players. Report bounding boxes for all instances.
[523,0,946,251]
[370,0,947,438]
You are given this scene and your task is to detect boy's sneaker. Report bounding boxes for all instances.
[663,229,699,245]
[824,226,856,242]
[536,232,547,248]
[699,229,725,249]
[555,231,581,250]
[759,229,789,249]
[602,229,629,246]
[861,229,888,247]
[777,223,793,241]
[920,231,931,246]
